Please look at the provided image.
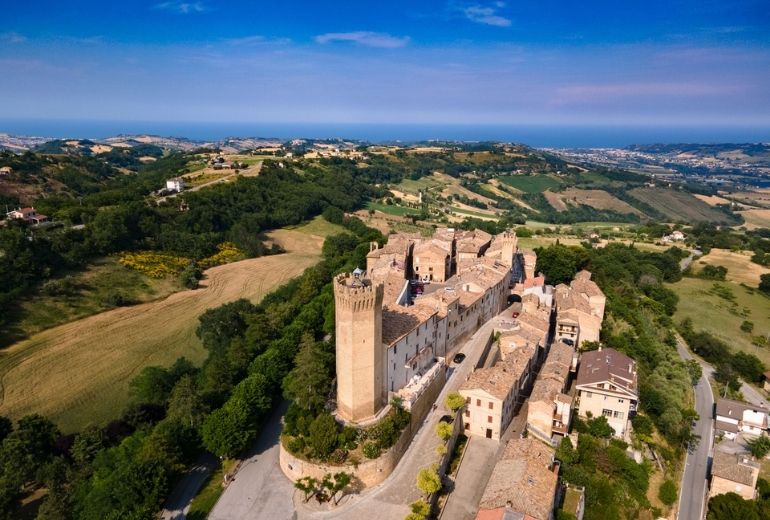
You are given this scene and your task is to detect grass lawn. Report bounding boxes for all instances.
[4,257,179,344]
[365,201,421,216]
[396,174,451,195]
[498,174,563,193]
[691,248,770,286]
[285,215,346,237]
[669,277,770,367]
[187,459,237,520]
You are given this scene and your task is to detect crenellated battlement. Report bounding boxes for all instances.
[334,273,384,312]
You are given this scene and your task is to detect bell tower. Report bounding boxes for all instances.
[333,269,386,423]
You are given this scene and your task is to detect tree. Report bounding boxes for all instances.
[201,402,254,458]
[741,320,755,334]
[685,359,703,386]
[329,472,352,505]
[179,261,202,289]
[294,476,317,503]
[410,499,431,517]
[416,465,442,496]
[747,435,770,459]
[129,366,174,406]
[308,413,339,460]
[71,426,105,467]
[167,375,209,428]
[0,416,11,443]
[445,392,465,413]
[659,479,678,506]
[436,422,453,441]
[760,273,770,295]
[586,415,614,438]
[283,334,333,413]
[707,492,759,520]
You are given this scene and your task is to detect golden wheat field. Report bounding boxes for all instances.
[0,227,325,432]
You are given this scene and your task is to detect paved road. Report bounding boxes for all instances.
[160,453,219,520]
[675,336,714,520]
[209,400,296,520]
[439,436,498,520]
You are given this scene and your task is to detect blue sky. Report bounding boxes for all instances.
[1,0,769,126]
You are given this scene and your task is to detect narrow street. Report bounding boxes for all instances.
[675,336,714,520]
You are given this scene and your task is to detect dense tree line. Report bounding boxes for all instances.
[0,214,382,519]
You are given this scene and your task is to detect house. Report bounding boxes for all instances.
[554,284,603,348]
[709,450,760,500]
[460,342,537,440]
[575,347,638,439]
[6,207,48,224]
[475,437,559,520]
[526,341,575,442]
[715,398,769,439]
[671,230,685,241]
[0,166,12,176]
[413,241,451,282]
[166,177,185,193]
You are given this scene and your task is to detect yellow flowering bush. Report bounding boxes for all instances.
[197,242,244,269]
[119,251,189,278]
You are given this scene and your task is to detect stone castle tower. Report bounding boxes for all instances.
[333,269,386,424]
[500,231,518,268]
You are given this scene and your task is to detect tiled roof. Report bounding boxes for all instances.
[712,450,759,487]
[461,344,535,399]
[715,398,769,423]
[576,348,637,395]
[478,438,558,520]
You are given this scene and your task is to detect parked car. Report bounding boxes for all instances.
[561,338,575,347]
[439,415,453,424]
[453,353,466,364]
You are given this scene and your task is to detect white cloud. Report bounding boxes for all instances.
[224,35,291,46]
[463,4,511,27]
[315,31,410,49]
[1,32,27,44]
[153,1,207,14]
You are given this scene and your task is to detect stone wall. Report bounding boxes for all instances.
[280,368,452,491]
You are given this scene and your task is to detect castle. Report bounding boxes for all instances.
[332,228,535,425]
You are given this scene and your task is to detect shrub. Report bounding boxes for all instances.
[659,479,677,506]
[308,413,339,460]
[445,392,465,412]
[416,465,442,495]
[741,320,755,333]
[197,242,244,269]
[362,442,381,459]
[747,435,770,459]
[119,251,189,278]
[436,422,453,441]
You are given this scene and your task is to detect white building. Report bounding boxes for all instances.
[166,177,185,193]
[715,399,769,440]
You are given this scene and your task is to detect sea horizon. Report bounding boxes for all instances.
[1,120,769,148]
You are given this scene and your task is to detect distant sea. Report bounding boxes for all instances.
[1,120,769,148]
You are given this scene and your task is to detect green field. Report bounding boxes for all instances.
[498,174,564,193]
[3,257,179,346]
[669,277,770,366]
[395,174,451,195]
[365,201,421,216]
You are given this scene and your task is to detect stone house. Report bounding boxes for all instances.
[709,450,759,500]
[527,341,576,442]
[475,437,560,520]
[6,207,48,224]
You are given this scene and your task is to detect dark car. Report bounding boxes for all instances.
[453,353,466,364]
[439,415,453,424]
[561,338,575,347]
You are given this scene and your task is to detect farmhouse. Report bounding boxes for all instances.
[166,177,185,193]
[715,398,769,439]
[709,450,759,500]
[0,166,11,176]
[5,207,48,224]
[575,347,638,439]
[336,228,534,425]
[475,437,559,520]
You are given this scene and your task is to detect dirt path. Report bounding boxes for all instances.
[0,228,319,432]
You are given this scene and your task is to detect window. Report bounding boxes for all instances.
[489,402,494,410]
[465,397,471,404]
[487,416,493,423]
[585,391,593,398]
[602,409,613,417]
[614,411,624,419]
[465,409,470,417]
[394,345,397,355]
[618,399,624,403]
[476,399,481,407]
[464,423,469,430]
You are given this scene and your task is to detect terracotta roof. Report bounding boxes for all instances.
[576,348,637,395]
[570,277,604,298]
[712,450,759,487]
[530,342,573,403]
[461,344,535,399]
[478,438,558,520]
[382,303,437,345]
